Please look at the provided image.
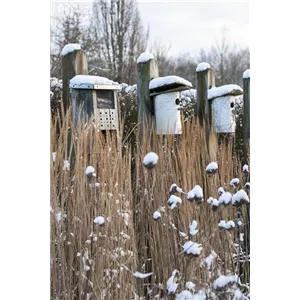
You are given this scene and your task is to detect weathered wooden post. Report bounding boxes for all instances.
[243,69,250,165]
[196,63,215,146]
[62,44,88,113]
[137,52,159,141]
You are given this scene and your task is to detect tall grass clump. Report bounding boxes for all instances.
[51,107,250,299]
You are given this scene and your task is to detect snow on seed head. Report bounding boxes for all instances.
[187,190,195,202]
[193,185,203,204]
[183,241,202,256]
[153,211,161,221]
[94,216,105,227]
[167,195,182,209]
[244,182,250,190]
[169,183,183,195]
[218,192,232,206]
[143,152,158,169]
[206,162,218,176]
[242,164,249,174]
[232,189,250,206]
[218,187,225,196]
[189,220,198,235]
[230,178,240,188]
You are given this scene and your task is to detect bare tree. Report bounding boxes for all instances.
[149,40,172,76]
[50,5,84,78]
[198,27,250,87]
[214,26,230,84]
[91,0,149,84]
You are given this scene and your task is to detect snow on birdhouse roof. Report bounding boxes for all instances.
[208,84,243,101]
[61,43,81,56]
[137,52,155,63]
[196,62,211,72]
[243,69,250,79]
[70,75,120,89]
[149,75,192,94]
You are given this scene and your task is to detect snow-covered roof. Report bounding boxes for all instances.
[149,75,192,93]
[70,75,120,90]
[208,84,243,101]
[61,43,81,56]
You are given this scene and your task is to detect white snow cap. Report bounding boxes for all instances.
[242,164,249,173]
[149,75,192,90]
[167,270,179,295]
[143,152,158,167]
[137,52,154,63]
[218,220,235,230]
[185,281,196,291]
[133,272,153,279]
[243,69,250,79]
[183,241,202,256]
[193,185,203,199]
[168,195,182,209]
[84,265,90,271]
[70,75,113,87]
[63,160,70,171]
[61,43,81,56]
[225,220,235,229]
[207,197,213,205]
[219,192,232,205]
[170,183,183,193]
[206,162,218,172]
[230,178,240,187]
[52,152,57,162]
[55,212,62,223]
[208,84,243,100]
[85,166,96,176]
[232,189,250,205]
[187,190,195,201]
[212,274,238,291]
[94,216,105,226]
[196,62,211,72]
[212,198,219,207]
[153,211,161,220]
[218,220,226,229]
[208,197,219,209]
[244,182,250,189]
[189,220,198,236]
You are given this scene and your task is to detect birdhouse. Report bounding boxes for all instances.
[149,76,193,134]
[69,75,120,131]
[208,84,243,133]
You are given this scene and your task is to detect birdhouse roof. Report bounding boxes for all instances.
[208,84,243,101]
[149,75,193,96]
[69,75,120,90]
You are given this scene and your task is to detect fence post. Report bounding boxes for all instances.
[196,63,215,147]
[137,53,159,142]
[62,48,88,113]
[242,69,250,165]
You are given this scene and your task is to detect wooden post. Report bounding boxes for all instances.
[243,70,250,165]
[196,63,214,147]
[137,55,159,141]
[62,49,88,113]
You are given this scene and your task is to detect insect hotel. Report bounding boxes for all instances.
[69,75,120,131]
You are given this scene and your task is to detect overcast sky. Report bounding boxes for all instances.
[51,0,249,56]
[138,1,249,56]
